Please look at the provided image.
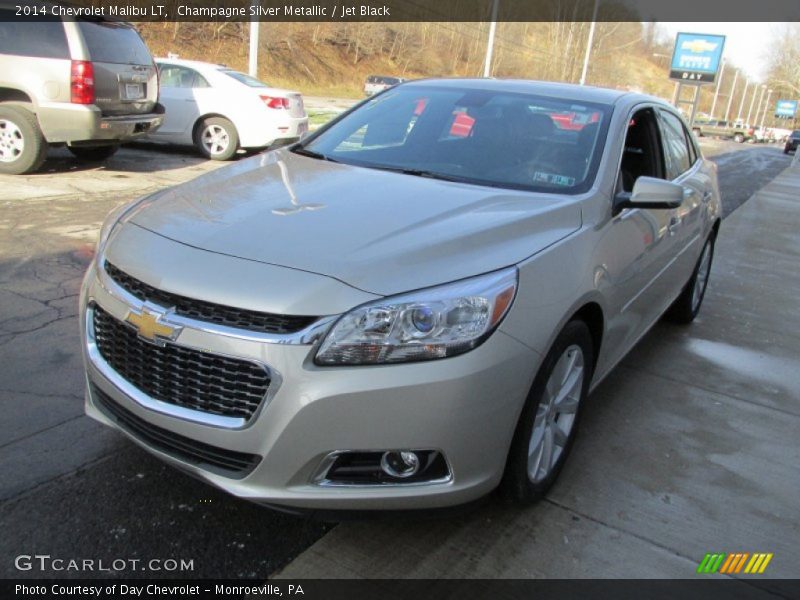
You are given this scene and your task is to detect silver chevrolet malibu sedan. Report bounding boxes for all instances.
[80,80,721,512]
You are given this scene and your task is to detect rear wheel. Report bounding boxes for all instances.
[68,145,119,161]
[195,117,239,161]
[692,127,702,137]
[666,235,715,324]
[500,320,593,504]
[0,105,47,175]
[733,133,744,143]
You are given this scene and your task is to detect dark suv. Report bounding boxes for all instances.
[784,130,800,154]
[0,6,163,174]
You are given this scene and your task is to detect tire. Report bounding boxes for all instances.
[194,117,239,160]
[0,105,47,175]
[733,133,744,143]
[68,144,119,161]
[692,128,702,137]
[500,320,594,504]
[666,234,715,324]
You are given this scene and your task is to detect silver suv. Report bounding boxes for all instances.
[0,6,163,174]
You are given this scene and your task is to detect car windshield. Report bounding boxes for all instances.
[221,69,270,87]
[297,85,611,194]
[792,131,800,138]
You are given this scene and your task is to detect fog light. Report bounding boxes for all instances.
[316,449,450,485]
[381,451,420,478]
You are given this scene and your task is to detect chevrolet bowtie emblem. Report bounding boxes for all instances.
[125,307,181,343]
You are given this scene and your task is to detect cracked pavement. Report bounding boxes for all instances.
[0,141,793,579]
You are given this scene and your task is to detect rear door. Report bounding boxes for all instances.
[153,64,204,140]
[75,20,156,116]
[655,108,709,306]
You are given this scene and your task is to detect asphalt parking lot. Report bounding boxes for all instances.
[0,139,794,579]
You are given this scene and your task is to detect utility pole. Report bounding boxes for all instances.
[724,69,738,122]
[579,0,600,86]
[248,0,259,77]
[709,58,725,119]
[483,0,499,78]
[737,78,749,122]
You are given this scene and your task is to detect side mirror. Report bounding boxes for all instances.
[615,176,683,212]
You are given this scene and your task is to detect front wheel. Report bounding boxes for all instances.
[666,235,715,324]
[500,320,594,504]
[195,117,239,161]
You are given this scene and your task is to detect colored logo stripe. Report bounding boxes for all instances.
[698,553,773,574]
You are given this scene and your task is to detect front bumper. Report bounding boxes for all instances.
[80,258,539,510]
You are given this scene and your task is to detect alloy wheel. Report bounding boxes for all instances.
[692,242,712,312]
[201,124,230,156]
[527,344,584,483]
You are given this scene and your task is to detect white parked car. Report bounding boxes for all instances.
[150,58,308,160]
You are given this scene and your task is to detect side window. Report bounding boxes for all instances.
[686,125,698,165]
[0,10,69,59]
[659,110,691,180]
[619,108,664,193]
[159,66,202,89]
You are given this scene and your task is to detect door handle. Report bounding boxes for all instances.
[668,216,682,236]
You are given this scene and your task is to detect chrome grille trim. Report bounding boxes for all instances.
[86,303,279,429]
[96,259,338,346]
[104,261,317,335]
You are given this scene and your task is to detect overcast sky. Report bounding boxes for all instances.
[659,22,786,82]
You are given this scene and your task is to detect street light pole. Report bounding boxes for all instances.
[760,89,773,128]
[724,69,738,122]
[737,78,749,122]
[248,0,259,77]
[746,83,760,125]
[579,0,600,86]
[709,58,726,119]
[754,84,767,128]
[483,0,499,78]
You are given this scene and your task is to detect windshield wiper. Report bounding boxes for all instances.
[291,146,338,163]
[365,164,466,183]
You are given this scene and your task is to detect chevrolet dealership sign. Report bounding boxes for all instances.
[670,32,726,83]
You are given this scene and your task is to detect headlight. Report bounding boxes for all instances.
[315,267,518,365]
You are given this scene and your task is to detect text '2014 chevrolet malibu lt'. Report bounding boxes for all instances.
[81,79,721,512]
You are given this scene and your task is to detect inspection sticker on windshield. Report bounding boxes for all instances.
[533,171,575,187]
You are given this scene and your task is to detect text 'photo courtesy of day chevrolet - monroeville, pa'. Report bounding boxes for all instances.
[1,0,799,598]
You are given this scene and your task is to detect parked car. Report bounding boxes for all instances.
[691,118,750,143]
[148,58,308,160]
[784,130,800,154]
[82,80,721,511]
[0,7,163,174]
[364,75,406,96]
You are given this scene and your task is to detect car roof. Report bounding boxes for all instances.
[399,78,664,108]
[155,57,232,71]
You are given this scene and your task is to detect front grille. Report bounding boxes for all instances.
[104,262,317,335]
[92,385,261,478]
[93,305,270,421]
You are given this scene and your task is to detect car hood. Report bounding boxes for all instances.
[128,149,582,296]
